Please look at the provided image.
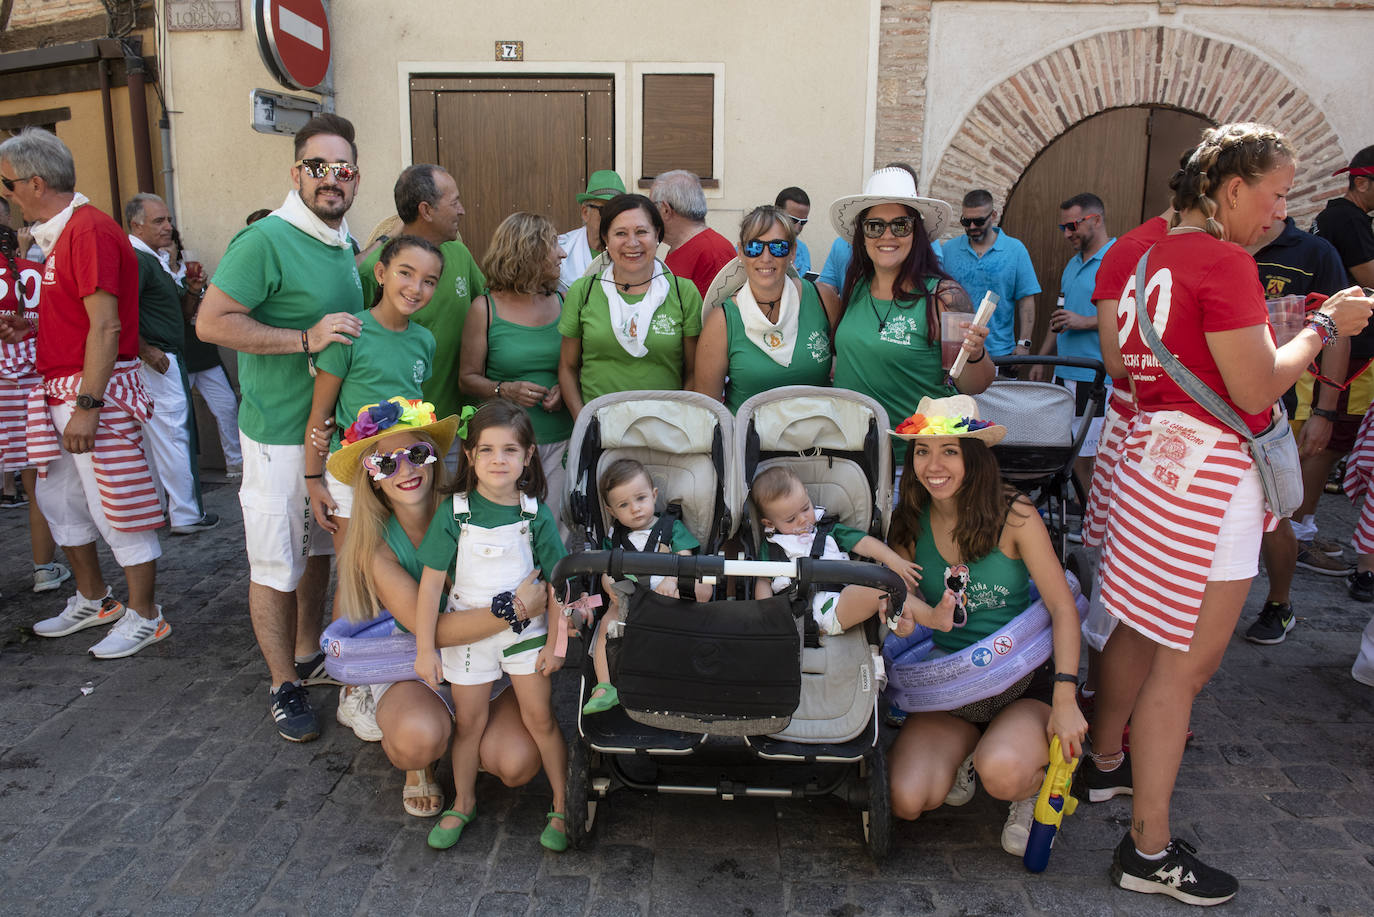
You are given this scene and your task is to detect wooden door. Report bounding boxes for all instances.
[410,76,614,263]
[1001,106,1212,345]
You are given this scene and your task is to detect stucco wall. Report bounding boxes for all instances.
[166,1,878,270]
[922,2,1372,213]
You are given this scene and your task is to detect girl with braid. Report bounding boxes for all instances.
[1089,123,1371,905]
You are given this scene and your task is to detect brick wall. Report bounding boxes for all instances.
[874,0,931,175]
[922,27,1344,227]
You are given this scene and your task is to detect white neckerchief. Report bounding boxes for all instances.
[127,235,178,279]
[31,192,90,258]
[269,189,352,248]
[602,260,669,358]
[735,276,801,367]
[161,250,188,285]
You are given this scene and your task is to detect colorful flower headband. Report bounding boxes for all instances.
[342,397,438,445]
[894,412,998,437]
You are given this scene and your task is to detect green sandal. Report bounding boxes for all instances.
[581,683,619,715]
[427,807,475,850]
[540,810,569,852]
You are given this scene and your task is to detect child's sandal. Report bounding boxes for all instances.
[581,683,619,715]
[540,810,569,852]
[427,807,475,850]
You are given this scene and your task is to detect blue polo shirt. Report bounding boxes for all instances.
[1055,238,1115,382]
[794,238,812,274]
[940,229,1040,357]
[817,236,943,290]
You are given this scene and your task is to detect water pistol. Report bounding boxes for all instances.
[1022,735,1079,873]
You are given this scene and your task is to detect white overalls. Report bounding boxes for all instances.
[440,492,548,684]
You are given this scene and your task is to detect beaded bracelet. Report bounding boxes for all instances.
[301,329,318,376]
[490,591,528,633]
[1305,311,1338,347]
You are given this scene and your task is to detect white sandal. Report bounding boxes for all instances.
[402,768,442,817]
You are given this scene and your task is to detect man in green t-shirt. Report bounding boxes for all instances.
[357,164,485,467]
[126,193,215,535]
[198,114,366,744]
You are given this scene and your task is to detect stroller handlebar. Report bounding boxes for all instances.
[549,551,907,608]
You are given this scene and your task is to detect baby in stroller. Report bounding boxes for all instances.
[751,466,919,633]
[583,458,712,714]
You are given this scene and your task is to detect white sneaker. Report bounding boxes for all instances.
[225,463,243,481]
[89,606,170,659]
[33,588,124,637]
[33,562,73,593]
[944,753,977,807]
[1001,795,1037,856]
[336,685,383,742]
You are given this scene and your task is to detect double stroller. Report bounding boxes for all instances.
[554,387,903,858]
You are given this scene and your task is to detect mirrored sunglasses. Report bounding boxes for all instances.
[294,159,359,182]
[861,217,916,239]
[363,441,437,480]
[742,238,792,258]
[1057,215,1098,233]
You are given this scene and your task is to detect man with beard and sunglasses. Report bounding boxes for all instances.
[940,189,1040,362]
[198,113,365,743]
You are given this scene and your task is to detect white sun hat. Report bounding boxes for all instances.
[828,167,955,241]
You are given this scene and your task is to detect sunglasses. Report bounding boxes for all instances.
[363,441,437,481]
[784,213,809,229]
[294,159,359,182]
[861,216,916,239]
[742,238,792,258]
[1057,214,1098,233]
[1,173,33,192]
[959,214,991,228]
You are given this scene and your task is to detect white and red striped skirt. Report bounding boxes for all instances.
[1345,407,1374,555]
[1081,391,1135,549]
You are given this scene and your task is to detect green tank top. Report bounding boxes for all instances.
[721,280,832,412]
[484,294,574,444]
[832,278,953,464]
[912,507,1030,652]
[383,515,426,634]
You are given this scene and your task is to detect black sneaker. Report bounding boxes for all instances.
[1350,571,1374,603]
[270,681,320,742]
[170,512,220,535]
[1111,832,1238,906]
[1075,750,1132,802]
[1244,602,1295,645]
[294,651,341,686]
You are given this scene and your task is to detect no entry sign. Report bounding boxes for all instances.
[254,0,331,92]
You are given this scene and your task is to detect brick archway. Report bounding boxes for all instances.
[927,27,1344,227]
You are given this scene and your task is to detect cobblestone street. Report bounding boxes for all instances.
[1,478,1371,916]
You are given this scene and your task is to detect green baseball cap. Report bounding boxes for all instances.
[576,169,626,203]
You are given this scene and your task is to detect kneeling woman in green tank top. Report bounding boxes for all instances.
[883,394,1087,858]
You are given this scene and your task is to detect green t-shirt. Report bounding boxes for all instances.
[382,515,429,634]
[416,490,567,578]
[832,279,953,465]
[722,280,831,413]
[212,215,363,445]
[757,520,866,561]
[912,508,1030,653]
[558,271,703,403]
[134,249,186,354]
[600,517,701,553]
[180,313,224,374]
[358,238,486,421]
[315,310,436,451]
[485,296,573,445]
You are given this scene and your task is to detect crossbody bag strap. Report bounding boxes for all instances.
[1132,247,1262,445]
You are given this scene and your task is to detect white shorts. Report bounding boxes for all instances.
[373,673,510,716]
[239,432,334,592]
[440,621,548,684]
[37,402,162,568]
[1208,464,1263,581]
[324,466,354,519]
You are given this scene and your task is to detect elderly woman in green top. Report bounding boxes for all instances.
[460,212,572,523]
[558,193,703,418]
[693,205,839,412]
[829,168,993,478]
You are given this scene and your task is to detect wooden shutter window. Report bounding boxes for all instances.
[641,73,714,185]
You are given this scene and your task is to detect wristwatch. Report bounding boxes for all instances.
[1311,407,1339,421]
[75,394,105,410]
[1016,338,1032,349]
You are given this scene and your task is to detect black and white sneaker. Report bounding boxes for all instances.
[295,651,341,686]
[1111,832,1238,906]
[1244,602,1295,645]
[1075,750,1132,802]
[270,681,320,743]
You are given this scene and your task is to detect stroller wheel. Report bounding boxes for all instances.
[1064,545,1098,598]
[861,749,892,860]
[566,738,596,847]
